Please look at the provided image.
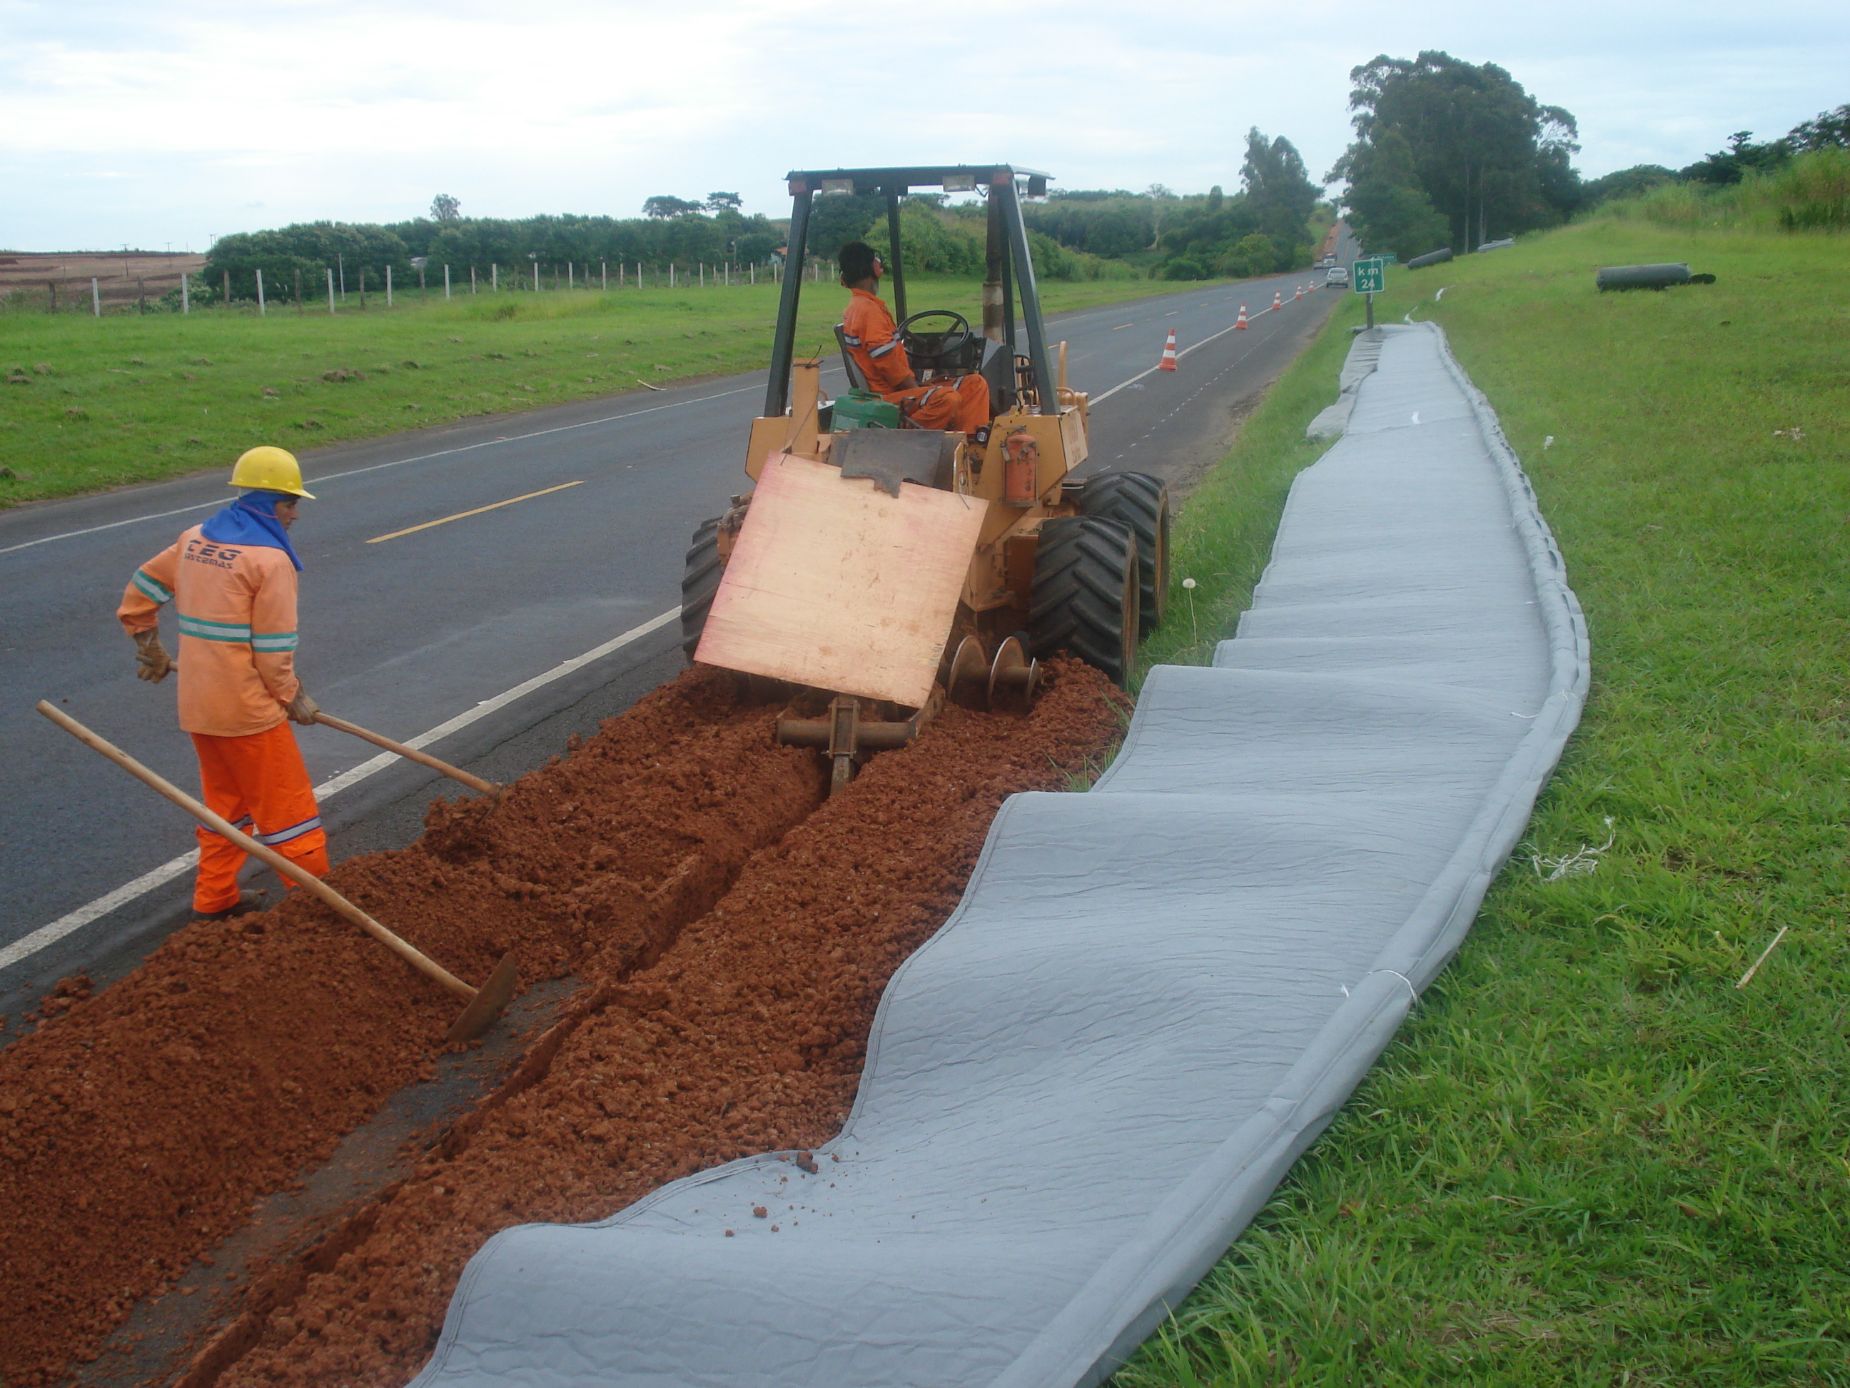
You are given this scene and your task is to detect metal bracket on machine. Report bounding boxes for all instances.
[776,686,945,794]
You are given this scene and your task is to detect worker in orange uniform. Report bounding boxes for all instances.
[838,240,991,436]
[118,446,329,920]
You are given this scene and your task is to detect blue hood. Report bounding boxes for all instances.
[200,491,303,571]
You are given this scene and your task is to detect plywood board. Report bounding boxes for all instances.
[696,452,986,707]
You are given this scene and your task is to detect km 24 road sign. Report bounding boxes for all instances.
[1353,257,1386,294]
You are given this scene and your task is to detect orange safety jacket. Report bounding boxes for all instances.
[119,524,302,737]
[841,287,991,434]
[840,287,915,396]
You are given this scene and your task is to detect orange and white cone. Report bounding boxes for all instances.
[1294,284,1304,300]
[1235,303,1249,330]
[1158,327,1178,372]
[1271,290,1283,311]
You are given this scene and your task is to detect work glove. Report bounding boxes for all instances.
[286,689,321,725]
[133,630,172,682]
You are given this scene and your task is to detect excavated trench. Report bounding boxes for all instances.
[0,660,1127,1387]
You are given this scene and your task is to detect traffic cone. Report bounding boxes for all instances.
[1271,290,1283,311]
[1235,304,1249,330]
[1158,327,1179,371]
[1294,284,1304,300]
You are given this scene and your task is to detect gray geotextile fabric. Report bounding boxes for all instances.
[412,321,1589,1387]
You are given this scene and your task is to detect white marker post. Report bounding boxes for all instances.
[327,268,335,314]
[532,261,539,292]
[444,265,451,300]
[601,261,607,291]
[492,263,498,291]
[181,274,189,314]
[91,277,101,316]
[386,264,393,307]
[256,268,266,315]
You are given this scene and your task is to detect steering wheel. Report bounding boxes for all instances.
[897,309,972,372]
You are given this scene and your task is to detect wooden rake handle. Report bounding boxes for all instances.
[36,700,475,1001]
[312,712,501,796]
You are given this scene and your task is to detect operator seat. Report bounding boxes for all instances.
[833,325,872,393]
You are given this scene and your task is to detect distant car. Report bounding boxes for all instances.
[1325,266,1350,286]
[1322,255,1337,268]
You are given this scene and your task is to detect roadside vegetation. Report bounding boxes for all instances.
[0,273,1186,505]
[1116,212,1847,1383]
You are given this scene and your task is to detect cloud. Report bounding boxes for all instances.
[2,0,1847,248]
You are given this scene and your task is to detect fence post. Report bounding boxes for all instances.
[92,277,101,316]
[180,274,188,314]
[670,262,676,288]
[256,268,265,315]
[444,264,451,300]
[471,266,477,295]
[568,262,574,289]
[532,261,539,292]
[386,264,393,307]
[636,261,642,288]
[327,268,335,314]
[492,263,498,291]
[602,261,607,291]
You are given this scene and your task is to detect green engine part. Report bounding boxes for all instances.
[830,389,902,431]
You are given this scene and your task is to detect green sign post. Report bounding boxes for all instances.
[1353,256,1386,328]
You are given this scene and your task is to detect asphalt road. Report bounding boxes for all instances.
[0,258,1352,1028]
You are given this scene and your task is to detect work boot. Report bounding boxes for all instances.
[194,890,267,923]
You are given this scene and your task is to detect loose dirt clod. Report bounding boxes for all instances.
[0,661,1126,1387]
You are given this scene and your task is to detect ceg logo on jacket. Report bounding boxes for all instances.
[184,538,243,571]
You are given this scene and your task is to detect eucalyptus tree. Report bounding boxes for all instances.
[1337,52,1581,252]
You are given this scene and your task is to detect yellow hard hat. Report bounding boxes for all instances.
[229,445,315,499]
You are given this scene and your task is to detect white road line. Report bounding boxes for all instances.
[1091,302,1277,406]
[0,385,760,558]
[0,606,680,975]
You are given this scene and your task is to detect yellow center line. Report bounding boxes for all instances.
[367,480,585,544]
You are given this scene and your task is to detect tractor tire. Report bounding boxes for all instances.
[1028,516,1139,689]
[1079,471,1170,636]
[680,516,724,662]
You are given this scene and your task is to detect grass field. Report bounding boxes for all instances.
[1113,216,1848,1384]
[0,274,1194,506]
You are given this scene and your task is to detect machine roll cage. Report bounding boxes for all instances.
[765,164,1059,421]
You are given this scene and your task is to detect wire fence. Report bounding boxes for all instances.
[1,255,845,318]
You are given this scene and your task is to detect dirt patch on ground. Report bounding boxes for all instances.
[0,252,206,312]
[0,661,1126,1386]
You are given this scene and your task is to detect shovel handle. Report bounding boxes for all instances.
[36,700,475,1001]
[312,712,501,796]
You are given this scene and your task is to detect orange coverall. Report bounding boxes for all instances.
[841,287,991,434]
[119,525,329,912]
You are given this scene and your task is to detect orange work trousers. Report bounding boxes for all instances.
[893,374,990,434]
[190,722,329,913]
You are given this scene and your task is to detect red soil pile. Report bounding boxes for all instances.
[199,660,1125,1386]
[0,670,824,1387]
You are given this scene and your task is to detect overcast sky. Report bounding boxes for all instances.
[2,0,1844,252]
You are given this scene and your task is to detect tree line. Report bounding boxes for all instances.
[198,142,1337,304]
[1331,51,1847,259]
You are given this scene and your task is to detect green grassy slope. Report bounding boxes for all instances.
[1115,217,1848,1385]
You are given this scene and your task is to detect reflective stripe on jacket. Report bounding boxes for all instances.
[119,523,302,736]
